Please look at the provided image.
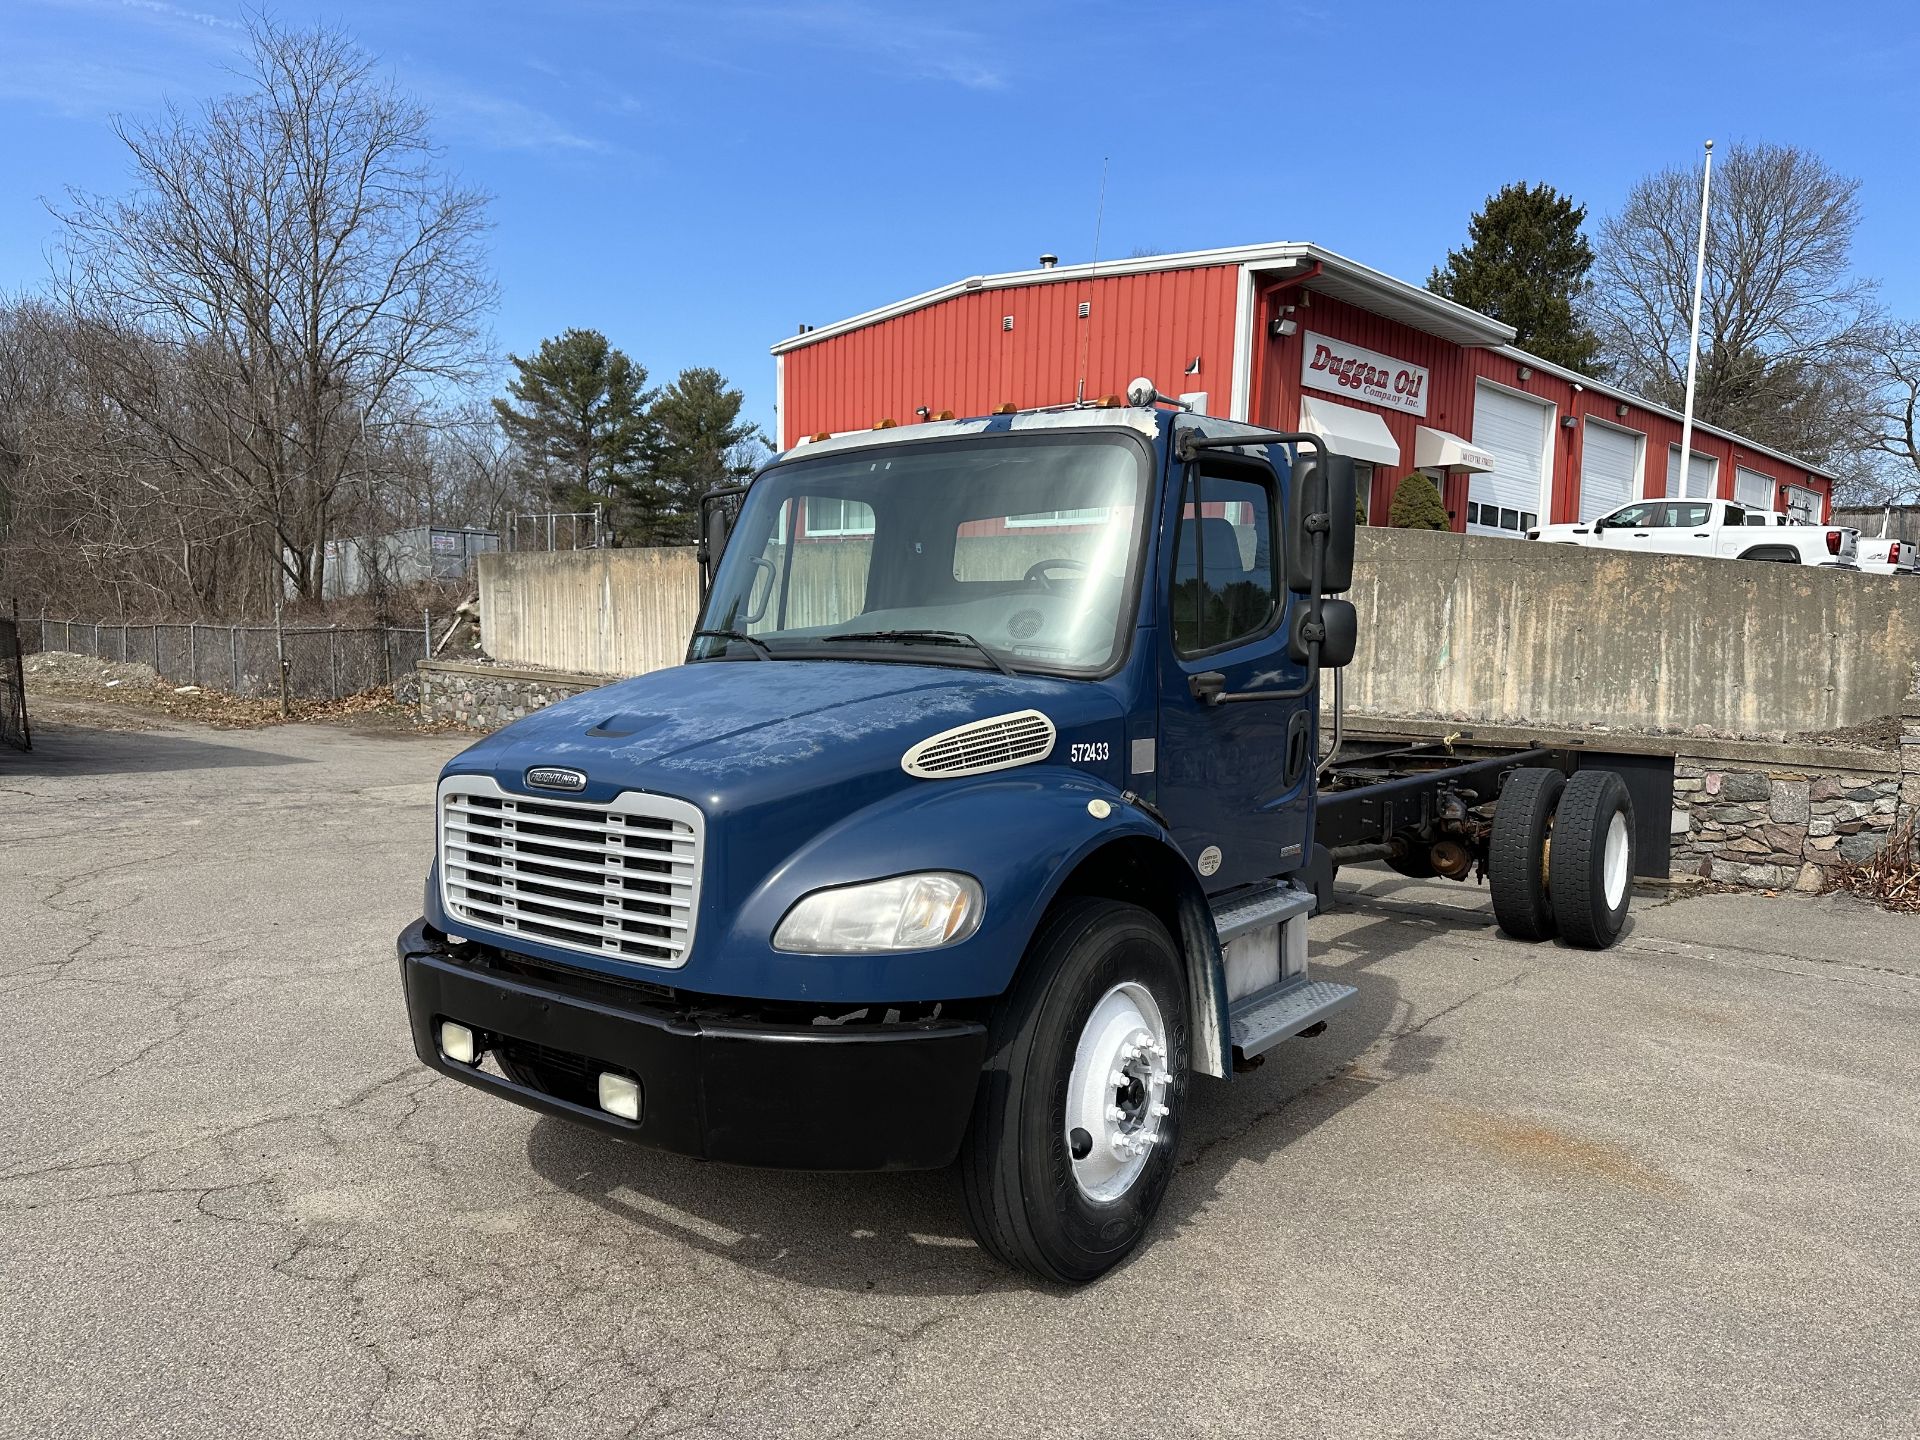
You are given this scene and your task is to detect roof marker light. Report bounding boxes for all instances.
[933,409,954,421]
[991,403,1016,415]
[1093,394,1122,409]
[809,431,832,443]
[873,418,897,429]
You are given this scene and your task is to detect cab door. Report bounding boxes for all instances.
[1153,450,1313,894]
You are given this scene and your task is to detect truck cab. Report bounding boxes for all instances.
[407,383,1681,1291]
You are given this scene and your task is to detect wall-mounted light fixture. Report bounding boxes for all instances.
[1516,365,1533,382]
[1561,416,1577,430]
[1616,403,1629,418]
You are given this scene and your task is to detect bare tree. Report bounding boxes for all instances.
[50,16,494,602]
[1586,142,1879,464]
[1850,322,1920,505]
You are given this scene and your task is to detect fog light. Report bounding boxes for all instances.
[438,1021,476,1065]
[597,1072,641,1121]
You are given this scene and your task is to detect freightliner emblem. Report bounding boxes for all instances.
[525,766,588,792]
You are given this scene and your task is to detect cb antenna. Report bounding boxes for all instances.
[1076,155,1108,406]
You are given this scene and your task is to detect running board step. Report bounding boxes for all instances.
[1209,881,1314,946]
[1228,979,1358,1060]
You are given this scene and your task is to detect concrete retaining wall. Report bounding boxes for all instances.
[478,547,701,677]
[1344,528,1920,740]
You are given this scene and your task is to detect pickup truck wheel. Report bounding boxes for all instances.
[1548,771,1636,949]
[1490,767,1565,942]
[957,897,1187,1285]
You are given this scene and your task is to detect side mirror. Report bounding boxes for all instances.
[1285,453,1357,595]
[697,486,746,596]
[1287,598,1357,667]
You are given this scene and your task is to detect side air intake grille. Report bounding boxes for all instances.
[902,710,1056,779]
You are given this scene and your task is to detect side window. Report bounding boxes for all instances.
[1723,504,1746,527]
[739,495,874,634]
[1600,503,1650,529]
[1171,465,1280,655]
[1671,503,1710,528]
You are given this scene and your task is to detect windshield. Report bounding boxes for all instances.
[695,432,1150,676]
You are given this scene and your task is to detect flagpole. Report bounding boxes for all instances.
[1677,139,1713,499]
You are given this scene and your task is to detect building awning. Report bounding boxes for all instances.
[1414,425,1496,474]
[1299,396,1400,467]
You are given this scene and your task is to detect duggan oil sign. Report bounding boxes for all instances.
[1300,331,1429,417]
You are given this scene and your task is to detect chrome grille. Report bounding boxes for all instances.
[902,709,1056,778]
[438,775,703,968]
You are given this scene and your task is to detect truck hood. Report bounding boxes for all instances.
[444,658,1122,807]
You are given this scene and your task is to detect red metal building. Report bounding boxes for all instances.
[771,243,1835,529]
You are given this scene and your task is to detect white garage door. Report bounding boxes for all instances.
[1665,446,1718,498]
[1470,383,1552,536]
[1735,466,1775,510]
[1579,420,1640,523]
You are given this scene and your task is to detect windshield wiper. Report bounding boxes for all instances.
[820,629,1014,677]
[691,628,774,660]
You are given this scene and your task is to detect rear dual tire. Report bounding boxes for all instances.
[1491,767,1635,949]
[1549,771,1636,948]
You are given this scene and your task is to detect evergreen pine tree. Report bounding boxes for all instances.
[492,329,657,523]
[1429,182,1601,374]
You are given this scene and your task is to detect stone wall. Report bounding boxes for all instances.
[1669,757,1902,892]
[417,659,608,730]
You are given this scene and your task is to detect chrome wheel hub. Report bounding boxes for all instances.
[1065,981,1172,1202]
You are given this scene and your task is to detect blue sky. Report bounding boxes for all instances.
[4,0,1917,440]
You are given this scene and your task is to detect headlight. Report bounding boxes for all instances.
[773,872,983,953]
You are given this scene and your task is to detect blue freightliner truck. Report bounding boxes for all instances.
[397,383,1637,1283]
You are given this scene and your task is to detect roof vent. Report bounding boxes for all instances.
[902,710,1056,779]
[1039,253,1058,269]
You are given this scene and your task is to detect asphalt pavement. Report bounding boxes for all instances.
[2,713,1916,1439]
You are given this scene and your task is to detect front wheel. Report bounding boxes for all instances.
[957,898,1188,1284]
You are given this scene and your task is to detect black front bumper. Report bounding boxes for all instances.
[397,919,989,1171]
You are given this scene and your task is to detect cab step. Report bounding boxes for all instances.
[1209,881,1314,946]
[1227,979,1358,1060]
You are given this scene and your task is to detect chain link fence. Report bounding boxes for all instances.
[20,614,436,703]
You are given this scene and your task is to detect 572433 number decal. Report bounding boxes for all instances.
[1069,742,1110,764]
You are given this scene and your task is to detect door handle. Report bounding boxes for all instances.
[1693,532,1710,537]
[1189,671,1226,704]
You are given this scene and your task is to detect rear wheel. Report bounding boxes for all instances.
[1490,767,1565,941]
[958,898,1187,1284]
[1549,771,1637,949]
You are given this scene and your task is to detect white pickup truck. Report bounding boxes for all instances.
[1528,499,1859,569]
[1856,535,1917,576]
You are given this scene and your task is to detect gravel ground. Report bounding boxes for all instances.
[2,713,1916,1439]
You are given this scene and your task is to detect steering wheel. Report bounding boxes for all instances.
[1023,557,1088,591]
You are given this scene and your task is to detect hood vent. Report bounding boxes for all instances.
[902,709,1056,779]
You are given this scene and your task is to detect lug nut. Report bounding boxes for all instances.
[1153,1103,1170,1118]
[1106,1104,1125,1122]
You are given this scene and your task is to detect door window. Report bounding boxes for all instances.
[1171,465,1280,655]
[1598,502,1660,529]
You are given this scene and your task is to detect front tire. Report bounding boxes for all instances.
[958,898,1188,1284]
